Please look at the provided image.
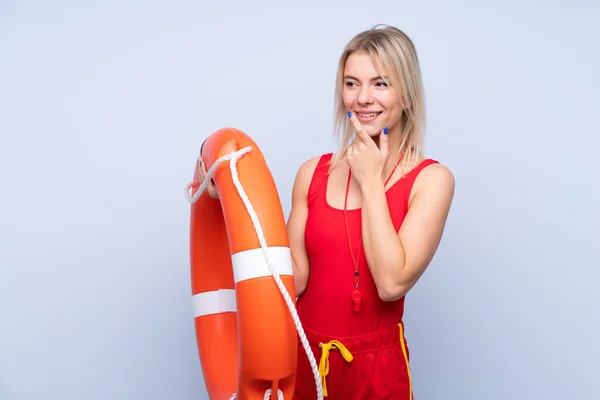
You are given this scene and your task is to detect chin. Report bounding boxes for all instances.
[365,126,383,137]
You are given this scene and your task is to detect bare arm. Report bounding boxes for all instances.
[360,163,455,301]
[286,157,319,296]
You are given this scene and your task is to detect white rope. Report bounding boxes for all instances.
[184,147,253,204]
[229,388,284,400]
[184,146,324,400]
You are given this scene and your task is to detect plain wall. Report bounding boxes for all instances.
[1,0,598,399]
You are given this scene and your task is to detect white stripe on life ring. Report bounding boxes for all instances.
[232,246,294,284]
[192,289,236,318]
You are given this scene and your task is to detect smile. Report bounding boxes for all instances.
[355,111,383,123]
[356,112,382,118]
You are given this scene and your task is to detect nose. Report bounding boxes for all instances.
[357,85,374,105]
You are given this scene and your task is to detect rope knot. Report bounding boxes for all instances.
[184,146,253,204]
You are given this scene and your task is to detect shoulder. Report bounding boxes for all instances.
[294,153,330,184]
[418,161,454,189]
[409,160,455,206]
[291,153,331,196]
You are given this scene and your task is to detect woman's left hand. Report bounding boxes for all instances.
[346,112,389,189]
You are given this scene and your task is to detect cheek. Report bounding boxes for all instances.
[379,93,398,108]
[342,90,355,108]
[382,96,403,116]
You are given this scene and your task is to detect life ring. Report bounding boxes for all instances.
[184,128,323,400]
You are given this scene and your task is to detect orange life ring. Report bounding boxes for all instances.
[185,128,319,400]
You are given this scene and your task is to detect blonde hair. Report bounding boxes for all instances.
[328,24,426,174]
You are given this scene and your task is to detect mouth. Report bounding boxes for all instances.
[355,111,383,123]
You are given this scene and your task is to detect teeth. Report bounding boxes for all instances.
[357,112,380,117]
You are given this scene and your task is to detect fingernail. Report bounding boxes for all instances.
[347,111,352,118]
[384,126,388,135]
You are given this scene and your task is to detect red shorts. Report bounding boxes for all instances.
[294,323,413,400]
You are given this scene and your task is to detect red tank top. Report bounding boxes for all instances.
[296,153,439,337]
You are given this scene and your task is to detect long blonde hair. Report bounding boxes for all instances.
[328,24,426,174]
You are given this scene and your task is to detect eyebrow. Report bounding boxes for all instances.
[343,75,388,81]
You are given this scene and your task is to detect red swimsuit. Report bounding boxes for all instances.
[294,153,438,400]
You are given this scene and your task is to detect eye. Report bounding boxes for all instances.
[345,81,357,87]
[375,81,389,87]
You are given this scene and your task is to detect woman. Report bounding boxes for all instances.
[198,24,454,400]
[287,25,455,399]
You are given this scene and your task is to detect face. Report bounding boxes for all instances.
[342,51,404,138]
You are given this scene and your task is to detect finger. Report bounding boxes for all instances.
[196,158,205,181]
[379,126,389,158]
[196,157,218,198]
[347,112,374,146]
[196,158,203,178]
[348,142,360,162]
[208,185,219,198]
[206,177,218,198]
[200,158,215,186]
[200,157,209,175]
